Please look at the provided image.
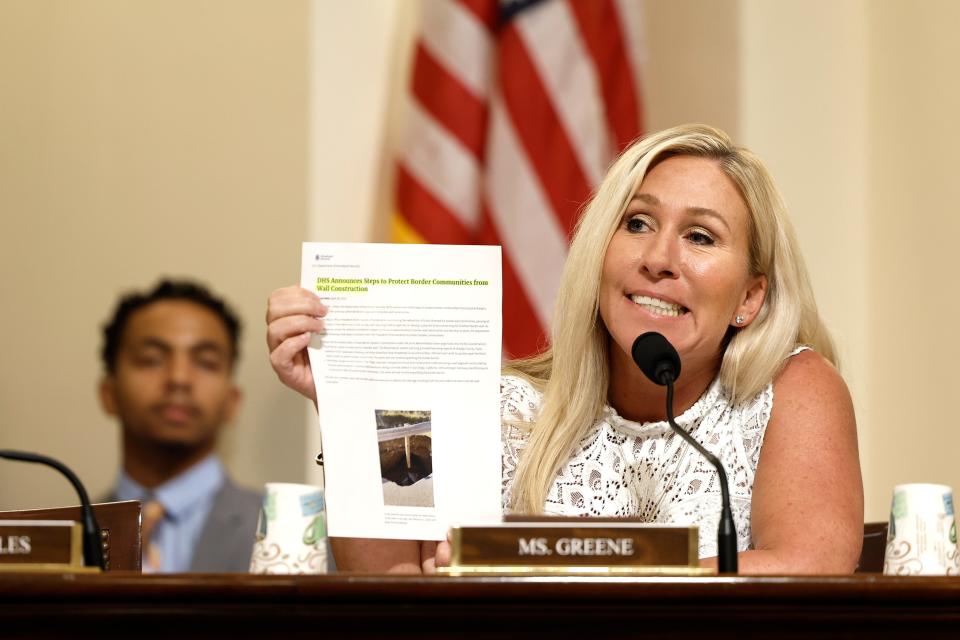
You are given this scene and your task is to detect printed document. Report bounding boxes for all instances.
[301,242,503,540]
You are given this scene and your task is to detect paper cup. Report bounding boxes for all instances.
[883,483,960,576]
[249,482,329,574]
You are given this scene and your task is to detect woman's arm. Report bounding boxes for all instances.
[715,349,863,574]
[331,538,439,574]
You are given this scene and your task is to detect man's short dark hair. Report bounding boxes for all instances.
[101,279,242,373]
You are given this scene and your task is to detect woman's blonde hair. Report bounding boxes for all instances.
[507,123,835,513]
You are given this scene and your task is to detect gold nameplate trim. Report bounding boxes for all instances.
[438,565,714,577]
[0,564,101,574]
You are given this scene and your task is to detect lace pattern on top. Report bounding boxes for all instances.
[500,352,803,558]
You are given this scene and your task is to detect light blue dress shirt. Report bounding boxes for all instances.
[116,455,225,573]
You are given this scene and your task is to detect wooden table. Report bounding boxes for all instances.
[2,573,959,638]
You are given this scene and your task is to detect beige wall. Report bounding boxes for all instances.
[737,0,875,514]
[866,1,960,518]
[643,0,741,136]
[0,1,310,508]
[3,0,959,526]
[735,0,960,520]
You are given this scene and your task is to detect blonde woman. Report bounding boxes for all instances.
[267,124,863,574]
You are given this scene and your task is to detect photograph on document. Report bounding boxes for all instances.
[375,409,434,508]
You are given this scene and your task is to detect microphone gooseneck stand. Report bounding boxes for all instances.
[662,380,738,573]
[631,332,739,574]
[0,449,106,570]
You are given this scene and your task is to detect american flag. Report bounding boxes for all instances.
[394,0,645,358]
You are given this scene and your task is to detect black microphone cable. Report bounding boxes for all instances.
[0,449,106,570]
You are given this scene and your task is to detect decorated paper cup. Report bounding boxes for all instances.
[249,483,329,574]
[883,483,960,576]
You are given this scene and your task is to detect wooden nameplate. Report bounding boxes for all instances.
[438,517,713,576]
[0,520,98,573]
[0,501,141,572]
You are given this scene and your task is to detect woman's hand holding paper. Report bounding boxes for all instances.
[266,285,326,403]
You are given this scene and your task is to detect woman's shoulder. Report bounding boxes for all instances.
[771,348,852,421]
[775,348,845,390]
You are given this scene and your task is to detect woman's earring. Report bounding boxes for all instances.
[735,315,745,325]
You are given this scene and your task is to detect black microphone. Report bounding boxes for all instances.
[631,332,739,574]
[0,449,106,570]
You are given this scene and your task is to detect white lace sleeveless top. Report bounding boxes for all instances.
[500,352,803,558]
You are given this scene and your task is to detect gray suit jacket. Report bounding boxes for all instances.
[189,479,262,572]
[103,477,262,572]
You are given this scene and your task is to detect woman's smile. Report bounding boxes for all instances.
[627,293,689,318]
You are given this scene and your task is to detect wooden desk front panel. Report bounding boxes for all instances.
[1,573,959,639]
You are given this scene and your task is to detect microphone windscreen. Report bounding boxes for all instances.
[631,332,681,385]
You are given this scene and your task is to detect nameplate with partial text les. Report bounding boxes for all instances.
[440,519,713,576]
[0,520,84,571]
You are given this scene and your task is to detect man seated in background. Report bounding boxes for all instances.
[99,279,260,572]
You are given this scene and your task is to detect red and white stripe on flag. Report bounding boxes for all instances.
[394,0,645,358]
